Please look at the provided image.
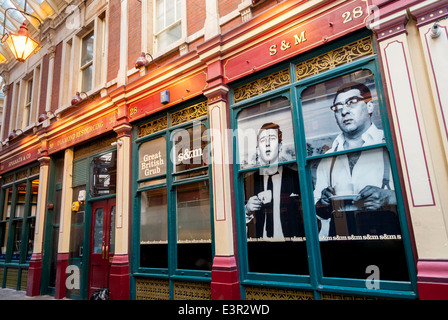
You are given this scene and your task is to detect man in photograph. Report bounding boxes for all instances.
[313,82,400,238]
[244,122,304,239]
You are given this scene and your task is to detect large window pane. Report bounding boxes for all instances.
[172,124,208,176]
[90,151,117,197]
[238,97,308,275]
[140,188,168,268]
[81,31,94,67]
[15,183,27,218]
[176,181,212,270]
[303,70,409,281]
[155,0,182,51]
[2,187,12,220]
[0,222,9,259]
[12,220,22,260]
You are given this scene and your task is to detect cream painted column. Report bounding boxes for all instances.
[113,124,132,255]
[205,84,241,300]
[58,148,74,254]
[109,123,131,300]
[53,148,74,299]
[33,156,51,255]
[376,13,448,260]
[27,154,50,296]
[408,1,448,299]
[44,45,56,127]
[117,0,129,87]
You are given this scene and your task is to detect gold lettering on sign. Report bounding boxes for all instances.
[294,31,307,45]
[269,31,307,56]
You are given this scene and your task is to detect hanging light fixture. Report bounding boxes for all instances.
[135,52,157,69]
[1,1,42,62]
[71,91,89,105]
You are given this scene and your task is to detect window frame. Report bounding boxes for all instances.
[0,164,39,266]
[152,0,185,55]
[22,78,33,129]
[80,30,94,93]
[230,33,418,299]
[132,99,214,284]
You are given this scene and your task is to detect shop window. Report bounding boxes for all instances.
[136,100,213,280]
[233,37,413,296]
[0,166,39,264]
[237,96,308,275]
[90,151,117,197]
[302,70,408,281]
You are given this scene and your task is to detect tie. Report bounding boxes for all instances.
[265,174,274,237]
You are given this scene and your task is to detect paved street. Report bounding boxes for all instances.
[0,288,61,300]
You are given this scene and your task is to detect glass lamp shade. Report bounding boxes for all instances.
[0,52,6,64]
[5,22,40,62]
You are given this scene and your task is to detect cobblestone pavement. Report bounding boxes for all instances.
[0,288,62,300]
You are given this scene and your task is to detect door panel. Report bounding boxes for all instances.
[88,199,115,298]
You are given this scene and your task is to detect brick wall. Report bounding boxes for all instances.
[38,54,49,116]
[128,0,141,71]
[107,0,121,82]
[50,42,62,112]
[218,0,240,17]
[2,84,12,139]
[187,0,206,36]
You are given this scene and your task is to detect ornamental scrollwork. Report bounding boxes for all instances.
[296,36,373,80]
[233,69,291,103]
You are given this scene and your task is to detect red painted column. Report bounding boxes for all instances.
[417,259,448,300]
[26,253,42,296]
[109,254,130,300]
[211,256,240,300]
[54,253,69,299]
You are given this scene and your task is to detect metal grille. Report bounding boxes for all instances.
[245,286,314,300]
[135,278,170,300]
[173,281,211,300]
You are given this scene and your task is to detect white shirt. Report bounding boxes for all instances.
[313,124,393,237]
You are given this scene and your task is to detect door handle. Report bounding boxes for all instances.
[102,245,105,259]
[105,245,109,259]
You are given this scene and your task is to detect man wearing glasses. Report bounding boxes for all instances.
[313,82,400,238]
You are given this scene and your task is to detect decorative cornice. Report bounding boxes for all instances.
[410,0,448,27]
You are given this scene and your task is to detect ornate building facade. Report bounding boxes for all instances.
[0,0,446,300]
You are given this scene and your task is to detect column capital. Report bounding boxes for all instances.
[38,156,51,166]
[113,123,133,138]
[204,84,229,105]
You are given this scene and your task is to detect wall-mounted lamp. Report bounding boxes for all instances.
[71,91,89,106]
[38,111,57,122]
[8,129,23,140]
[111,139,123,147]
[135,52,157,69]
[430,23,442,38]
[1,1,42,62]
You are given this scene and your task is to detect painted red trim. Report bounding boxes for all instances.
[417,259,448,300]
[54,253,69,299]
[26,253,42,297]
[109,254,130,300]
[211,255,240,300]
